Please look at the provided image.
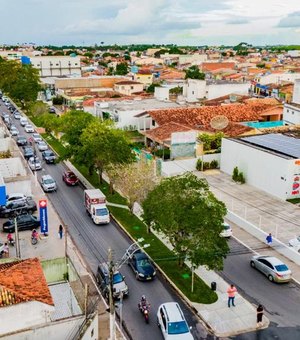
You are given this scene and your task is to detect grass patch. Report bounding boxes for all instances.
[110,206,217,304]
[287,198,300,204]
[41,133,217,303]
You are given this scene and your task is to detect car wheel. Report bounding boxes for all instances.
[268,275,274,282]
[157,317,160,327]
[250,261,255,268]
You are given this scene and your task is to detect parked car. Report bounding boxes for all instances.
[28,157,42,171]
[157,302,193,340]
[5,193,28,204]
[250,255,292,283]
[127,249,156,281]
[10,127,19,136]
[3,214,40,233]
[20,117,28,126]
[288,236,300,251]
[17,136,27,146]
[13,111,21,119]
[62,171,79,186]
[48,106,56,113]
[0,198,37,218]
[220,222,233,238]
[37,141,48,151]
[24,124,34,133]
[41,174,57,192]
[32,133,42,143]
[96,263,129,300]
[23,147,34,160]
[42,150,56,164]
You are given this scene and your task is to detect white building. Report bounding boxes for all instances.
[114,80,144,96]
[178,54,207,65]
[29,56,81,77]
[283,79,300,125]
[221,134,300,200]
[258,72,300,85]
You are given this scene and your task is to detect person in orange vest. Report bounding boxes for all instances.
[227,284,237,307]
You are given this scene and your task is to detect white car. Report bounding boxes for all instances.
[20,117,28,126]
[289,236,300,252]
[28,157,42,171]
[5,193,28,204]
[32,133,42,143]
[14,111,21,119]
[157,302,193,339]
[10,127,19,136]
[24,124,34,133]
[37,141,48,151]
[220,222,233,238]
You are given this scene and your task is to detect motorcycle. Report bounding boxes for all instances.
[7,235,15,246]
[31,236,38,245]
[138,302,150,324]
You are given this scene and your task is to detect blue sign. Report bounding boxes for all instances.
[0,185,6,206]
[39,199,48,234]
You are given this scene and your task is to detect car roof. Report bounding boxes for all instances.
[159,302,185,322]
[42,174,54,180]
[256,256,285,266]
[134,252,149,260]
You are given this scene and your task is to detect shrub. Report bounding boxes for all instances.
[52,96,64,105]
[232,166,239,181]
[238,172,246,184]
[203,162,210,170]
[210,160,219,169]
[196,159,202,171]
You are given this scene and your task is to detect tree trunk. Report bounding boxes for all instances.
[88,164,94,176]
[109,181,114,195]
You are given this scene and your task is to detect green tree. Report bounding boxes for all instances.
[29,101,48,118]
[142,173,229,269]
[78,120,135,183]
[115,62,129,75]
[84,52,94,58]
[146,84,161,93]
[39,114,60,134]
[184,65,205,80]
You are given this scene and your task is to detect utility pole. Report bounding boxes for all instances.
[108,248,116,340]
[14,214,21,259]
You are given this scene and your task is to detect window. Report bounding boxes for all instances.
[75,63,78,65]
[160,308,166,329]
[287,109,289,113]
[152,119,155,127]
[91,329,94,337]
[131,86,134,89]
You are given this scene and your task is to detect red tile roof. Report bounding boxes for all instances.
[201,62,235,72]
[115,80,142,85]
[0,258,54,307]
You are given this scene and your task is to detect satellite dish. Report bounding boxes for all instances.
[210,115,229,130]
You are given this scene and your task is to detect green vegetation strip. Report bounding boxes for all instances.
[45,134,217,304]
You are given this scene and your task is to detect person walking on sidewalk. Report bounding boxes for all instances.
[58,224,63,239]
[266,233,272,245]
[256,304,264,327]
[227,284,237,307]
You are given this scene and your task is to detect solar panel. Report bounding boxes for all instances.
[240,134,300,158]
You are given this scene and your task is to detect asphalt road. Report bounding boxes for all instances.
[222,238,300,339]
[3,101,207,340]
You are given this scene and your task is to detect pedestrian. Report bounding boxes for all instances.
[256,304,264,327]
[266,233,272,245]
[3,243,9,257]
[58,224,63,239]
[227,284,237,307]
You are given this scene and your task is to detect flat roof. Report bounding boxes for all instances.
[239,133,300,159]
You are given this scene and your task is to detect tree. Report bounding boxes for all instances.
[78,120,135,183]
[84,52,94,59]
[142,173,229,269]
[115,62,129,75]
[39,113,60,134]
[184,65,205,80]
[29,101,48,118]
[110,161,158,211]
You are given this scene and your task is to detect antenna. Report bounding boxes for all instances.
[210,115,229,130]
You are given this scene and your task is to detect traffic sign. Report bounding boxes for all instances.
[39,199,48,234]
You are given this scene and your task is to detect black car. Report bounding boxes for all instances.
[17,136,27,146]
[3,214,40,233]
[128,250,156,281]
[23,146,34,160]
[42,150,56,164]
[0,198,37,218]
[48,107,56,113]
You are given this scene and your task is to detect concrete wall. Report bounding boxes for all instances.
[154,87,170,101]
[4,178,32,196]
[292,79,300,104]
[42,257,68,283]
[220,138,294,200]
[283,103,300,124]
[207,82,250,99]
[259,73,300,85]
[0,138,11,152]
[55,76,129,90]
[1,314,98,340]
[0,301,54,335]
[183,79,206,101]
[0,158,27,177]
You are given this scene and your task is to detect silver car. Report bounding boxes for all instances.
[37,141,48,151]
[250,255,292,283]
[28,157,42,171]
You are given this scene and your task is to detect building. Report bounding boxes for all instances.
[29,56,82,77]
[220,133,300,200]
[178,54,208,65]
[283,79,300,124]
[133,72,153,88]
[114,80,144,96]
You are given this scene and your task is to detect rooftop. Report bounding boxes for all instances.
[0,258,54,307]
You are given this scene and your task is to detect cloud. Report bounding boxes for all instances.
[277,11,300,27]
[227,18,250,25]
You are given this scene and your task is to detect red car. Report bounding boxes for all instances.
[62,171,79,186]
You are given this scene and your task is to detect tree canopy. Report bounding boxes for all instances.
[184,65,205,80]
[142,173,229,269]
[115,62,129,75]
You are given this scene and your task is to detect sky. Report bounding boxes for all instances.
[1,0,300,46]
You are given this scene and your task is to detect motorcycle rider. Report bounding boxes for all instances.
[31,229,39,240]
[7,233,15,246]
[139,295,150,310]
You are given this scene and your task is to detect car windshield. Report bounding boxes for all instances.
[275,264,289,272]
[137,258,151,268]
[113,273,124,284]
[95,208,108,216]
[44,179,54,184]
[224,224,230,230]
[168,321,189,335]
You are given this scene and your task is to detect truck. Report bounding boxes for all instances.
[84,189,110,225]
